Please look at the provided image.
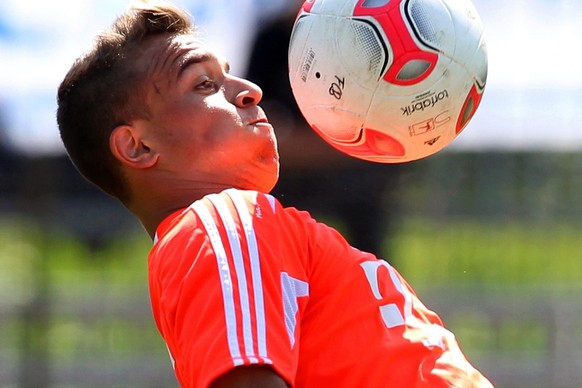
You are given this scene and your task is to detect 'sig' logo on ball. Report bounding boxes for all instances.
[409,111,451,137]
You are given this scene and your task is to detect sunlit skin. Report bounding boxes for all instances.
[110,34,280,238]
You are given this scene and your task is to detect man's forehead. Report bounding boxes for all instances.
[145,34,228,75]
[164,34,205,65]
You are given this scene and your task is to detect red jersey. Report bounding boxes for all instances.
[148,189,491,387]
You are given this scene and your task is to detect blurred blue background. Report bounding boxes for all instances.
[0,1,581,387]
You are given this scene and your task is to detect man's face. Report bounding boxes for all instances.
[134,34,279,193]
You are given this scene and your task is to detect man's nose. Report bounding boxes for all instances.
[229,76,263,107]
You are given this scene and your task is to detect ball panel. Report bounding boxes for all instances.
[357,2,441,86]
[365,128,406,157]
[438,0,488,90]
[312,124,406,163]
[344,20,389,81]
[309,0,358,16]
[306,105,367,142]
[473,40,488,90]
[301,0,316,13]
[456,83,485,134]
[395,59,431,81]
[361,0,391,7]
[289,13,386,143]
[405,0,455,52]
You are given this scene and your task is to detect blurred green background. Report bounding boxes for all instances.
[1,151,581,387]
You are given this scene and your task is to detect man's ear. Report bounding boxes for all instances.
[110,124,158,169]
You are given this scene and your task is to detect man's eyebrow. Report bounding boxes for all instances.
[177,52,231,78]
[177,53,210,78]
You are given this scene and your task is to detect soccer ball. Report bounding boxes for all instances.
[288,0,488,163]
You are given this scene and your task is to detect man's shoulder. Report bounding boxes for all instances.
[154,189,316,250]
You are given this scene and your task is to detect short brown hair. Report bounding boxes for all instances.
[57,0,194,202]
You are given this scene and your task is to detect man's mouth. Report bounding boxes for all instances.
[249,118,269,125]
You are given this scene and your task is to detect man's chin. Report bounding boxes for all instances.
[249,169,279,194]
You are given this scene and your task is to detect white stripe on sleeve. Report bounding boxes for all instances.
[208,194,258,363]
[226,190,270,362]
[192,201,244,366]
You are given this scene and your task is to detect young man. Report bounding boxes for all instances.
[57,1,492,387]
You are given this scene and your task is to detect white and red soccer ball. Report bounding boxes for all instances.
[288,0,488,163]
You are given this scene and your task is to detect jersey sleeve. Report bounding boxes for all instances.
[148,190,300,387]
